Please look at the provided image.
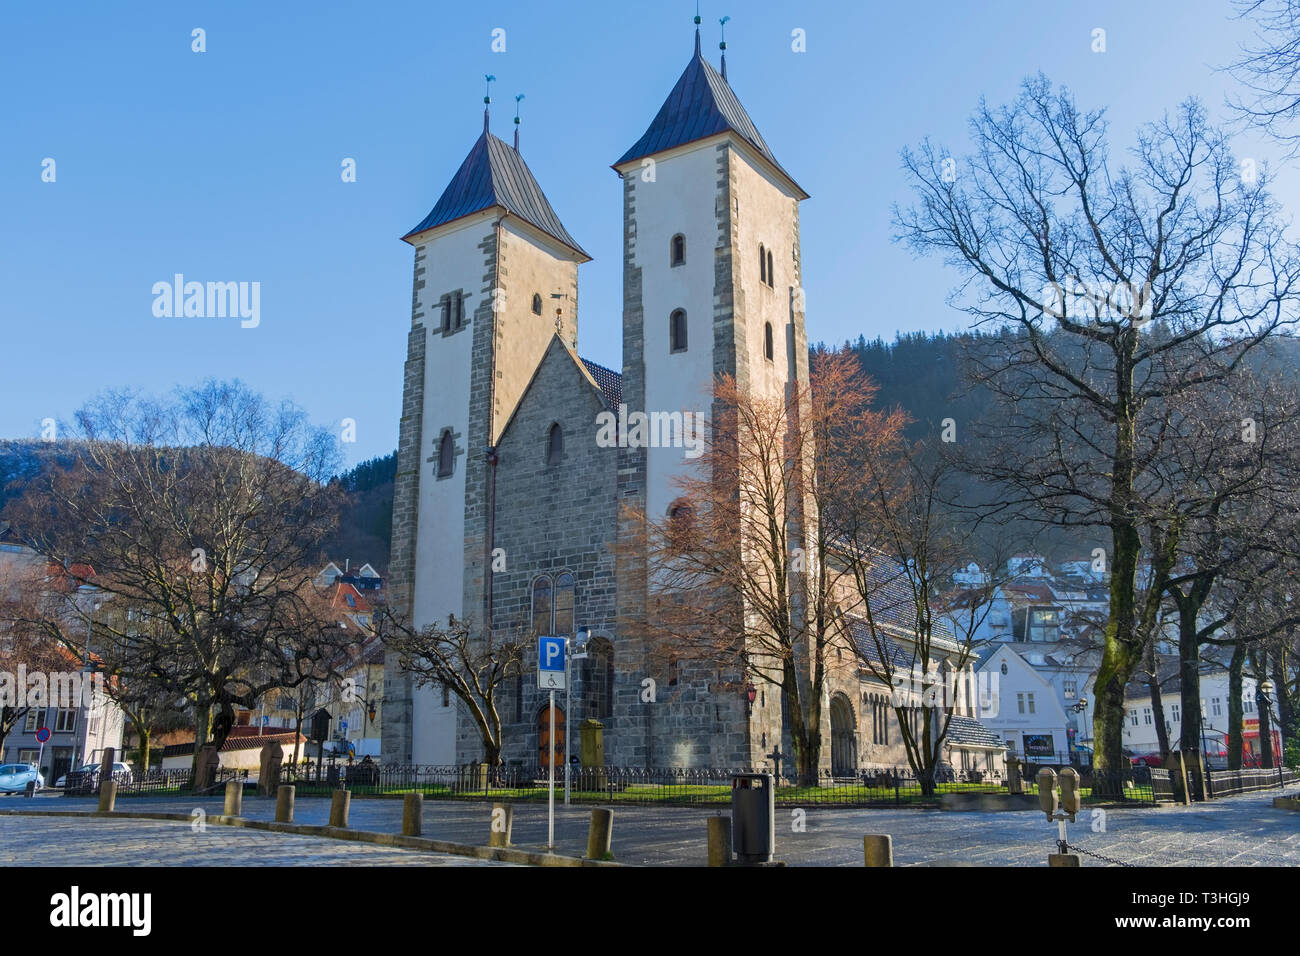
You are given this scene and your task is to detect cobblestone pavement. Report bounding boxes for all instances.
[6,786,1298,866]
[0,813,507,866]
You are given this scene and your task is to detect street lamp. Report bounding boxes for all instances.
[1071,697,1089,766]
[564,627,591,805]
[1259,679,1285,789]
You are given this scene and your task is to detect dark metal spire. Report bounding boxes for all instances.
[483,74,496,133]
[513,93,524,152]
[719,15,730,80]
[694,1,702,55]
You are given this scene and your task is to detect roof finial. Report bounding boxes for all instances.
[513,93,525,152]
[483,74,496,133]
[719,15,730,80]
[694,1,702,55]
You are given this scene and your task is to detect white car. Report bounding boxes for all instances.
[0,763,45,794]
[55,762,133,788]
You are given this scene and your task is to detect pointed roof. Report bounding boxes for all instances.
[614,31,807,199]
[404,130,590,260]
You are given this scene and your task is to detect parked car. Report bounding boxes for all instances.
[0,763,44,794]
[55,762,133,788]
[1129,752,1164,768]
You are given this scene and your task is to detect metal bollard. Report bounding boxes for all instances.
[275,784,295,823]
[707,816,732,867]
[586,808,613,860]
[488,803,513,847]
[97,780,117,812]
[223,779,243,817]
[25,780,36,798]
[863,834,893,866]
[329,789,350,828]
[402,792,423,837]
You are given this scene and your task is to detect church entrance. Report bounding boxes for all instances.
[537,704,565,768]
[830,693,857,777]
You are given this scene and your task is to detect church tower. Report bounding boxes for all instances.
[613,25,811,766]
[385,98,590,764]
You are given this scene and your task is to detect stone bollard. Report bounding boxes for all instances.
[402,792,423,837]
[223,779,243,817]
[488,802,513,847]
[1049,852,1081,867]
[1006,757,1023,795]
[275,784,295,823]
[707,815,732,867]
[586,808,613,860]
[97,780,117,813]
[329,789,350,828]
[863,834,893,867]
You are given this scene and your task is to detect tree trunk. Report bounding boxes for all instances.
[139,728,152,773]
[1227,642,1245,770]
[1273,651,1294,765]
[1252,647,1274,770]
[1177,614,1203,754]
[1145,639,1170,757]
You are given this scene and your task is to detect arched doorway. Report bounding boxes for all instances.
[830,693,857,776]
[537,704,565,768]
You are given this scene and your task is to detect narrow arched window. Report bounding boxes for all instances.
[759,244,767,284]
[670,234,685,266]
[670,309,688,353]
[767,250,774,288]
[546,423,564,464]
[532,293,543,315]
[554,572,575,636]
[531,575,552,635]
[764,322,774,362]
[583,637,615,721]
[436,430,454,477]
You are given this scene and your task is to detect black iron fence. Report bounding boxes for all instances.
[271,762,1158,807]
[64,767,195,797]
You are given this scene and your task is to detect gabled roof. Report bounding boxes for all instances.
[404,128,589,261]
[580,358,623,409]
[946,715,1003,749]
[614,31,807,199]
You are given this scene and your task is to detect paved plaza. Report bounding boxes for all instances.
[3,786,1297,866]
[0,812,508,866]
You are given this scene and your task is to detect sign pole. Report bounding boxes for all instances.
[548,689,556,851]
[564,654,571,805]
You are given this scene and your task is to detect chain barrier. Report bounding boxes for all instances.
[1066,841,1138,867]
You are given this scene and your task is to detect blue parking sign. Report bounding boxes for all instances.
[538,636,567,690]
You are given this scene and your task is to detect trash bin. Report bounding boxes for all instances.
[731,773,774,864]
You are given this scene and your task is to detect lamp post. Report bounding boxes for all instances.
[564,627,590,805]
[1071,697,1089,766]
[1259,679,1285,789]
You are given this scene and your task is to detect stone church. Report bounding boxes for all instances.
[382,25,1001,776]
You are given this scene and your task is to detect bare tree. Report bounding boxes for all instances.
[895,75,1300,771]
[1229,0,1300,156]
[637,350,905,784]
[377,610,529,766]
[2,380,355,764]
[834,441,1012,795]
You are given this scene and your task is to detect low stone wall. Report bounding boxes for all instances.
[939,792,1041,812]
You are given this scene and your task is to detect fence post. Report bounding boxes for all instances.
[586,808,613,860]
[223,778,242,817]
[402,792,423,837]
[329,789,350,828]
[863,834,893,867]
[97,780,117,812]
[707,815,732,866]
[275,784,295,823]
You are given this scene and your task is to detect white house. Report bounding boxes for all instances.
[977,645,1073,762]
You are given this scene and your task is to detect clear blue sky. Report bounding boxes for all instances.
[2,0,1292,466]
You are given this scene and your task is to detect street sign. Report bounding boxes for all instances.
[35,727,51,743]
[340,719,348,731]
[262,715,270,726]
[538,635,567,690]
